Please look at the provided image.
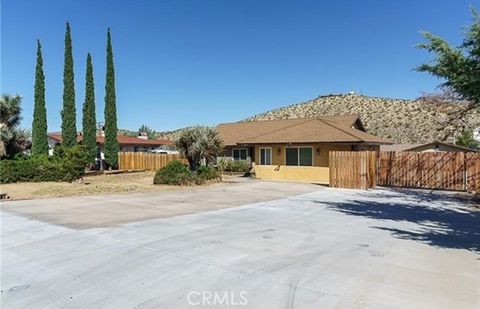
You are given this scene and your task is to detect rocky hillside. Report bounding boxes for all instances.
[156,127,192,141]
[244,93,480,144]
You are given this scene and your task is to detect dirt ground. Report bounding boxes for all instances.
[0,171,190,200]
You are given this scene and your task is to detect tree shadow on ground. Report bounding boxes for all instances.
[320,189,480,253]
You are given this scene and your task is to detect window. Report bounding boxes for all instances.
[259,147,272,165]
[233,148,248,160]
[285,147,313,166]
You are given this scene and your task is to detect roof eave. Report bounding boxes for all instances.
[236,140,392,145]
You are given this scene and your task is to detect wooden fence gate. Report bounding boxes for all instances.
[329,150,480,192]
[378,151,480,192]
[329,151,377,189]
[118,152,186,171]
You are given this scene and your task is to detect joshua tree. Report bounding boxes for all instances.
[175,126,224,170]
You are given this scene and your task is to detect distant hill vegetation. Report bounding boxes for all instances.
[117,127,190,142]
[119,93,480,144]
[244,93,480,144]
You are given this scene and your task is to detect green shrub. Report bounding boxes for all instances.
[153,160,192,185]
[56,145,89,181]
[0,145,88,184]
[196,166,219,181]
[218,159,250,173]
[153,161,221,185]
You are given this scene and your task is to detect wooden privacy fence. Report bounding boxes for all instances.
[329,150,480,192]
[329,151,377,189]
[378,151,480,192]
[118,152,187,171]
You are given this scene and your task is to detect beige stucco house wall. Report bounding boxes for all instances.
[250,143,379,183]
[216,115,389,183]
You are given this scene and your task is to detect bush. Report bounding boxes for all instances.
[55,145,89,181]
[0,145,88,184]
[217,159,250,173]
[153,160,192,185]
[153,161,220,185]
[196,166,219,181]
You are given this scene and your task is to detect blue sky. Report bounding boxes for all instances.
[1,0,473,132]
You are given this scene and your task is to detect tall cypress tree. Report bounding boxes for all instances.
[104,28,119,168]
[61,22,77,147]
[31,40,49,156]
[82,53,97,165]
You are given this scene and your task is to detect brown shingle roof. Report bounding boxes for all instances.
[380,144,423,152]
[47,133,172,146]
[216,115,391,146]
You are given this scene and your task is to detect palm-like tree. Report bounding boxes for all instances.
[0,94,30,157]
[175,126,224,170]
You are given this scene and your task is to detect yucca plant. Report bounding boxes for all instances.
[175,126,224,170]
[0,94,30,158]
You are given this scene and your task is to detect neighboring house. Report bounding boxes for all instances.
[47,132,172,157]
[381,141,477,153]
[216,115,391,183]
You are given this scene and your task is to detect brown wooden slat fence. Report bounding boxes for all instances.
[378,151,480,192]
[118,152,187,171]
[329,150,480,192]
[329,151,377,189]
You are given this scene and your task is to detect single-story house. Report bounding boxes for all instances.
[216,115,391,183]
[381,141,477,153]
[47,132,172,157]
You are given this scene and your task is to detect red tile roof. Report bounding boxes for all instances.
[47,133,172,146]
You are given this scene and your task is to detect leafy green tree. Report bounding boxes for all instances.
[175,126,224,170]
[456,130,479,149]
[82,53,97,166]
[417,9,480,107]
[61,22,77,147]
[0,94,31,158]
[138,124,157,139]
[104,28,119,168]
[31,40,49,156]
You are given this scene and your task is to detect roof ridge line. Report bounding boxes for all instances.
[317,118,365,142]
[236,118,316,144]
[233,114,357,125]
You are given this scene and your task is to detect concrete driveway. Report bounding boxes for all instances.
[1,183,479,308]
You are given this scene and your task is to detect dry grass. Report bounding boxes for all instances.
[0,171,184,200]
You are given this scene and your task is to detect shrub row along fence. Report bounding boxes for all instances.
[118,152,187,171]
[329,151,377,190]
[330,150,480,192]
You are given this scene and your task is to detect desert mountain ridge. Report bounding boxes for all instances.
[242,93,480,144]
[124,93,480,144]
